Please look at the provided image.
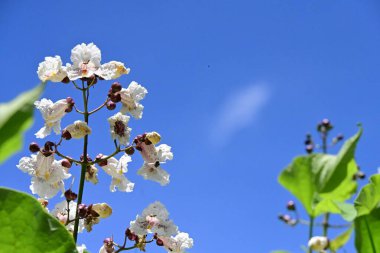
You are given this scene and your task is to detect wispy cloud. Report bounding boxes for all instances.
[210,83,271,147]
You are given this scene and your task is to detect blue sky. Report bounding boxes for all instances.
[1,0,380,252]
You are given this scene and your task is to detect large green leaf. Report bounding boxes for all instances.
[354,174,380,253]
[354,174,380,217]
[355,208,380,253]
[278,127,361,217]
[0,83,44,164]
[329,226,353,252]
[0,187,77,253]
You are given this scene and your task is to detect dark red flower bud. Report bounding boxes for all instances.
[111,82,122,93]
[62,130,72,140]
[61,159,72,169]
[286,201,296,211]
[78,204,88,218]
[106,101,116,110]
[126,228,137,241]
[96,154,107,166]
[64,189,77,201]
[110,93,121,103]
[44,141,55,151]
[87,75,97,85]
[125,146,135,155]
[65,107,73,113]
[80,154,92,162]
[61,77,70,83]
[29,142,40,153]
[156,238,164,246]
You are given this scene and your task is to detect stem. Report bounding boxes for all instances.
[73,81,90,242]
[365,216,377,253]
[89,98,109,115]
[321,132,330,237]
[308,216,314,253]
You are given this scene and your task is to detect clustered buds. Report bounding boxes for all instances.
[304,133,314,154]
[107,82,122,110]
[317,118,333,133]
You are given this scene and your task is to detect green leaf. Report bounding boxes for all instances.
[355,207,380,253]
[0,83,44,164]
[314,200,357,221]
[355,174,380,217]
[278,126,361,217]
[329,226,353,251]
[0,187,77,253]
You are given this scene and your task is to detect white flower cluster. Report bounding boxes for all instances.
[129,202,193,253]
[37,43,130,82]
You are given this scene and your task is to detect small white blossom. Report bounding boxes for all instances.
[96,61,130,80]
[308,236,329,251]
[64,120,91,139]
[136,143,173,186]
[99,154,134,192]
[85,165,99,184]
[17,153,71,199]
[120,81,147,119]
[130,201,178,237]
[160,232,194,253]
[66,43,101,80]
[108,113,131,146]
[51,200,84,233]
[34,98,69,139]
[37,56,68,82]
[76,244,87,253]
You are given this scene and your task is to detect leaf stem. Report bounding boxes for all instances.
[308,216,314,253]
[73,80,90,243]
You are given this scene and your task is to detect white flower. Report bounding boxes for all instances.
[96,61,130,80]
[85,165,99,184]
[120,81,147,119]
[51,200,84,233]
[130,201,178,237]
[160,232,194,253]
[66,43,101,80]
[37,56,68,82]
[64,120,91,139]
[34,98,69,139]
[308,236,329,251]
[136,141,173,186]
[17,153,71,199]
[108,113,131,146]
[76,244,87,253]
[99,154,134,192]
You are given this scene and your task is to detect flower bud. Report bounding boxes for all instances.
[61,159,72,169]
[64,120,91,139]
[64,189,77,201]
[126,229,138,241]
[44,141,55,151]
[110,93,121,103]
[305,144,314,154]
[61,76,70,84]
[62,129,72,140]
[29,142,40,153]
[41,149,53,157]
[146,132,161,145]
[106,101,116,110]
[78,204,88,218]
[111,82,122,93]
[308,236,329,251]
[286,201,296,211]
[87,75,97,85]
[92,203,112,218]
[156,238,164,246]
[125,146,135,155]
[96,154,107,166]
[65,107,73,113]
[80,154,93,162]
